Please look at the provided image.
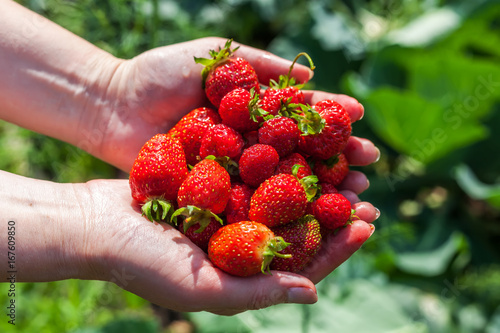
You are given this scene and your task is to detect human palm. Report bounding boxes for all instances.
[83,178,376,315]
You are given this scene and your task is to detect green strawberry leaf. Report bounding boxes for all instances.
[171,205,223,233]
[262,236,291,275]
[141,198,173,223]
[194,39,238,85]
[288,104,325,136]
[248,87,269,122]
[293,164,319,201]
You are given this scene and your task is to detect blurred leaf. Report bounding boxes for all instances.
[454,164,500,207]
[486,306,500,333]
[364,88,488,164]
[385,7,462,47]
[395,232,466,276]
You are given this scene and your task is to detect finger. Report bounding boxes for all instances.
[301,220,375,284]
[302,91,364,122]
[352,201,380,223]
[339,190,360,204]
[204,271,318,315]
[233,43,313,86]
[337,171,370,194]
[344,136,381,166]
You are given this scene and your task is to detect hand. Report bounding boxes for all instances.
[86,37,379,177]
[78,178,377,315]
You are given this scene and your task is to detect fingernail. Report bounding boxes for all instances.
[374,147,381,163]
[369,223,376,236]
[287,287,318,304]
[308,68,314,80]
[374,207,381,220]
[358,103,365,120]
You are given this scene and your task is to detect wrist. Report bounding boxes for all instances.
[0,171,105,282]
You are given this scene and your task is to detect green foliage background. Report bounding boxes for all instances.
[1,0,500,332]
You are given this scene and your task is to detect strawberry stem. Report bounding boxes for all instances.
[285,52,315,87]
[261,236,291,275]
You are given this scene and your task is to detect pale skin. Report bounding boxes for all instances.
[0,0,380,315]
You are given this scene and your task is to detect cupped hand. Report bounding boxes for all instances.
[91,37,378,181]
[92,37,312,172]
[81,178,377,315]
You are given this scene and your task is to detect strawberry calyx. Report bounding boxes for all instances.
[205,155,239,176]
[171,205,224,233]
[141,198,174,223]
[292,164,319,202]
[295,104,326,135]
[349,208,359,223]
[194,39,239,86]
[261,236,291,275]
[269,52,315,90]
[322,154,340,168]
[248,87,269,123]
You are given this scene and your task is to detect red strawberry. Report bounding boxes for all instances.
[199,124,245,161]
[173,158,231,230]
[242,130,259,149]
[167,107,221,166]
[218,88,265,133]
[311,193,353,231]
[249,170,318,227]
[261,52,312,116]
[258,116,300,157]
[178,217,223,252]
[208,221,290,276]
[225,182,254,224]
[318,182,339,195]
[195,40,259,108]
[129,134,188,222]
[274,153,312,180]
[270,215,322,273]
[313,153,349,187]
[239,144,280,188]
[298,100,351,160]
[261,86,305,117]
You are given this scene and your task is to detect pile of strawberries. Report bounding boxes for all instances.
[129,40,356,277]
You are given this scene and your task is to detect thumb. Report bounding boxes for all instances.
[206,272,318,316]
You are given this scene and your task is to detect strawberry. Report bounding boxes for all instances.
[258,116,300,157]
[239,144,280,188]
[225,182,254,224]
[311,193,354,231]
[318,182,338,195]
[129,134,188,222]
[261,86,305,117]
[274,152,312,180]
[167,107,221,166]
[195,39,259,108]
[178,217,223,253]
[218,88,265,133]
[199,123,245,161]
[248,168,318,227]
[242,130,259,149]
[313,153,349,187]
[173,158,231,231]
[270,215,322,273]
[261,52,313,116]
[298,100,351,160]
[208,221,290,276]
